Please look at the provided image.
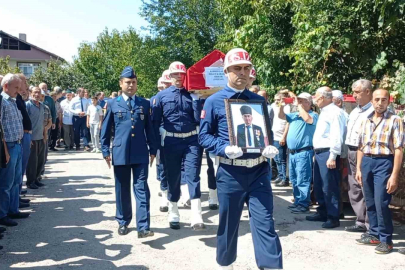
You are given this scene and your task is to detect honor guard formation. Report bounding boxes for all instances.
[0,46,404,269]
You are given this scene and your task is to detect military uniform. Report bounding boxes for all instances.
[100,67,157,235]
[199,85,283,269]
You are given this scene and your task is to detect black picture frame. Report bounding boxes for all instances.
[225,99,272,153]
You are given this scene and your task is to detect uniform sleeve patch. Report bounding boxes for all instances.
[201,110,206,119]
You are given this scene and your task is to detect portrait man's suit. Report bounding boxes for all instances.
[237,124,265,148]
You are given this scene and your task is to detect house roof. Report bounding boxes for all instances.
[0,30,65,62]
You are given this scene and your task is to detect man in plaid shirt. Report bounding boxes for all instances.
[0,74,30,227]
[355,89,404,254]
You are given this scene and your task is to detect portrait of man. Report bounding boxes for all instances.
[236,105,265,148]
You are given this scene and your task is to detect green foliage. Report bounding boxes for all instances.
[29,59,81,91]
[0,56,21,74]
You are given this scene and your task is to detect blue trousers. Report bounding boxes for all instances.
[216,162,283,269]
[20,133,32,193]
[273,141,287,180]
[163,136,202,202]
[156,148,168,191]
[361,156,394,244]
[0,142,22,219]
[73,116,88,148]
[205,149,216,190]
[113,163,151,231]
[313,151,341,220]
[289,150,313,208]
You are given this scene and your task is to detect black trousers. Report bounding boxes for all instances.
[26,140,45,185]
[50,118,60,149]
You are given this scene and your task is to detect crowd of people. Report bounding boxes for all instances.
[0,73,111,250]
[0,46,404,269]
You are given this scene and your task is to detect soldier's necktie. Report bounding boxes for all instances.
[127,96,133,110]
[247,125,252,147]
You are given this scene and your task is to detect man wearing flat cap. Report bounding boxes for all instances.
[101,66,157,238]
[237,105,265,148]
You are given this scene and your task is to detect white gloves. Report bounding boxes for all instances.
[159,127,166,146]
[190,93,201,100]
[262,145,279,159]
[225,145,243,159]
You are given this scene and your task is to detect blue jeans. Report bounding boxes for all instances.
[361,156,394,244]
[289,150,313,208]
[0,142,22,218]
[273,141,287,180]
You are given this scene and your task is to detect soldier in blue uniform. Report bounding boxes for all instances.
[100,66,157,238]
[199,48,283,270]
[150,76,170,212]
[152,61,205,231]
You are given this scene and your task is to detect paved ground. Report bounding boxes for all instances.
[0,150,404,270]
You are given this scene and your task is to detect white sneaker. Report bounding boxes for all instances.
[218,264,233,270]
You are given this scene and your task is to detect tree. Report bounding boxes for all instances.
[0,56,21,74]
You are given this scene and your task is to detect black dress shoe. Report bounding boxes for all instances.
[19,202,30,209]
[306,213,327,222]
[209,204,218,210]
[345,224,367,232]
[118,225,129,235]
[339,213,345,219]
[169,222,180,230]
[20,198,31,203]
[28,183,39,189]
[0,227,6,233]
[322,220,340,229]
[138,230,154,238]
[35,181,45,187]
[159,206,168,212]
[0,217,18,226]
[21,190,28,195]
[9,212,30,219]
[192,223,206,231]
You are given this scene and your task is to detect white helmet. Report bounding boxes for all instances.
[169,61,187,74]
[157,77,165,88]
[250,67,256,78]
[161,70,172,83]
[223,48,253,72]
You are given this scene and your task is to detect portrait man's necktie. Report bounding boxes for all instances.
[247,125,252,147]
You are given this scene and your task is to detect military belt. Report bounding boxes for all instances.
[166,130,198,138]
[219,156,267,168]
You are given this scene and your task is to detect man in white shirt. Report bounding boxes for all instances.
[69,88,90,151]
[306,86,346,229]
[344,79,374,233]
[61,90,74,150]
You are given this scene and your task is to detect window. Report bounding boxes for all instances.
[18,63,40,78]
[0,34,31,50]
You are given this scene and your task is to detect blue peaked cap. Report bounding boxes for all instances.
[120,66,137,79]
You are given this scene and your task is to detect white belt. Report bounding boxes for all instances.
[166,130,198,138]
[219,156,267,168]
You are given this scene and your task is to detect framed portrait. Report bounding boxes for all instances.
[225,99,272,153]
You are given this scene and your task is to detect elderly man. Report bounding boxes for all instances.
[237,105,265,148]
[38,83,56,130]
[247,67,256,89]
[279,92,318,213]
[306,87,346,228]
[25,88,46,190]
[343,80,374,233]
[69,88,90,151]
[61,90,74,150]
[0,74,29,227]
[15,74,32,204]
[355,89,404,254]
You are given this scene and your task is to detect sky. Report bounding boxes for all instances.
[0,0,149,62]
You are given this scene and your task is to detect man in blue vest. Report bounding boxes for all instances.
[100,66,157,238]
[199,48,282,270]
[152,61,204,231]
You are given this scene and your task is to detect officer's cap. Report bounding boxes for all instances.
[120,66,137,79]
[240,105,252,115]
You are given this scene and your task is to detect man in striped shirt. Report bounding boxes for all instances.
[355,89,404,254]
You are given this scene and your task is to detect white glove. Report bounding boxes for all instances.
[159,127,166,146]
[190,93,201,100]
[225,145,243,159]
[262,145,279,159]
